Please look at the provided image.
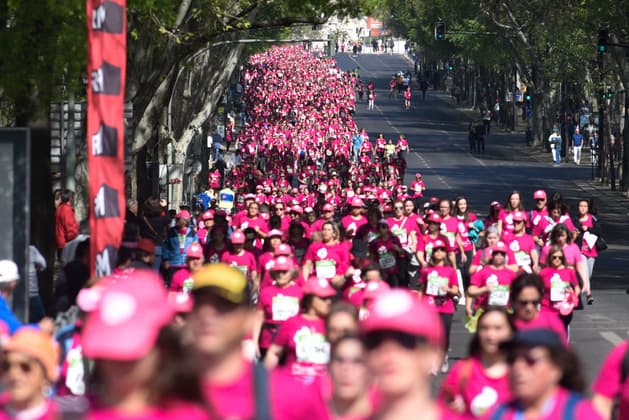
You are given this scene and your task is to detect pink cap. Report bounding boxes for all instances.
[304,207,314,213]
[533,190,547,200]
[271,255,294,271]
[231,230,246,244]
[186,242,203,259]
[415,173,422,178]
[491,241,509,255]
[291,205,304,215]
[363,281,390,301]
[322,203,335,212]
[361,289,444,347]
[432,239,447,250]
[244,193,256,200]
[268,229,283,238]
[274,243,293,256]
[201,210,214,221]
[426,213,442,224]
[303,276,337,298]
[351,197,365,208]
[512,211,526,222]
[490,201,502,209]
[81,269,175,360]
[176,210,191,220]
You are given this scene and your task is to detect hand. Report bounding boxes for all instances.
[460,253,468,264]
[486,283,494,292]
[449,396,466,414]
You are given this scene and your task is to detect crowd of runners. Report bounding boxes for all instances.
[0,45,626,419]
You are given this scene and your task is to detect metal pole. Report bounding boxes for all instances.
[65,93,76,191]
[512,64,516,131]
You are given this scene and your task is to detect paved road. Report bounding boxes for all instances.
[335,51,629,388]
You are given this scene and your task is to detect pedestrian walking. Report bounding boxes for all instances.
[55,189,79,259]
[549,128,562,165]
[571,126,584,165]
[367,90,375,110]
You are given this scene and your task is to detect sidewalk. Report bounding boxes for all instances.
[432,91,629,288]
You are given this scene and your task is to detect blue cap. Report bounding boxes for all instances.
[501,328,565,350]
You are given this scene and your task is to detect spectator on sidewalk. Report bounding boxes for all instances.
[571,126,584,165]
[28,245,47,323]
[549,128,562,166]
[55,189,79,259]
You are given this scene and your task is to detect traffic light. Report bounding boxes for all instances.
[598,28,608,53]
[525,89,532,102]
[606,86,614,99]
[448,64,453,71]
[435,22,446,41]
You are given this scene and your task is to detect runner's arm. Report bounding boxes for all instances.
[252,309,265,358]
[263,344,284,370]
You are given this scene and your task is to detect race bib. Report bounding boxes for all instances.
[379,252,396,269]
[65,345,85,395]
[182,278,194,295]
[515,251,531,267]
[426,271,448,296]
[271,295,300,321]
[294,327,330,365]
[489,285,510,306]
[315,259,336,279]
[550,274,567,302]
[392,227,408,245]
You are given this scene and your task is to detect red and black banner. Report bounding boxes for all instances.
[86,0,126,277]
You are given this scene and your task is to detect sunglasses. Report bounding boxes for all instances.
[516,299,540,307]
[1,360,36,375]
[493,251,506,256]
[506,351,549,367]
[275,207,284,211]
[551,255,563,260]
[394,206,404,210]
[364,331,426,351]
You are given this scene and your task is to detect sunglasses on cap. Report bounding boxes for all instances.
[364,330,427,351]
[506,350,549,367]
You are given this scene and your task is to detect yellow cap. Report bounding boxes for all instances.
[192,263,248,304]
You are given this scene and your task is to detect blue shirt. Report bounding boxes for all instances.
[0,295,22,334]
[572,133,583,147]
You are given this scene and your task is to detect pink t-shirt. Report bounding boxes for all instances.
[501,232,536,268]
[419,265,458,314]
[202,361,329,420]
[499,209,529,235]
[341,214,367,235]
[440,216,461,252]
[221,250,258,280]
[439,357,511,417]
[577,214,598,258]
[513,311,568,344]
[539,267,579,314]
[456,213,477,252]
[272,314,329,377]
[470,266,516,309]
[593,340,629,420]
[481,387,602,420]
[257,283,303,349]
[539,243,582,268]
[86,404,208,420]
[387,216,419,249]
[303,242,349,280]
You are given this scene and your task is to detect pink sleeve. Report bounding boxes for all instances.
[470,269,483,287]
[593,341,629,398]
[303,243,315,263]
[506,249,517,265]
[449,268,459,288]
[438,360,463,402]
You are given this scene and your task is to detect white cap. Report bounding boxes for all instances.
[0,260,19,283]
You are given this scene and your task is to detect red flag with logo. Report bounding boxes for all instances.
[86,0,126,277]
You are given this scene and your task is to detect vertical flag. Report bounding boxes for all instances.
[86,0,126,277]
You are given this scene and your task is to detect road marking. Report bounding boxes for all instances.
[600,331,624,345]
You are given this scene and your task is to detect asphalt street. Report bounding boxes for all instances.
[335,51,629,389]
